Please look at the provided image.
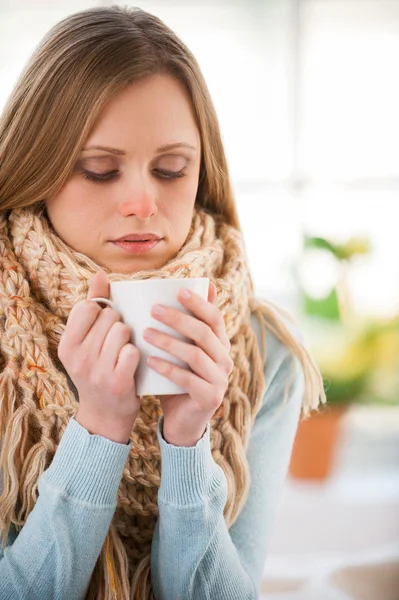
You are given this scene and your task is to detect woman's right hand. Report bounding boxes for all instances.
[58,270,141,443]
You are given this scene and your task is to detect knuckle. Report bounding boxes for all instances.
[183,369,194,388]
[162,334,174,353]
[112,321,130,337]
[103,306,121,322]
[214,312,224,329]
[67,301,99,331]
[191,346,202,363]
[126,343,140,365]
[127,342,139,355]
[73,354,90,377]
[83,299,101,316]
[165,362,175,377]
[210,389,223,408]
[209,308,222,327]
[226,358,234,374]
[71,299,87,313]
[218,371,229,391]
[203,324,214,346]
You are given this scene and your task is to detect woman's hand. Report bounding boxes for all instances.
[58,271,141,444]
[144,282,234,447]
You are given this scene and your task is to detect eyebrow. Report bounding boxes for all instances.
[81,142,196,155]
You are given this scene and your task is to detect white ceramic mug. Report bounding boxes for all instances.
[90,277,209,396]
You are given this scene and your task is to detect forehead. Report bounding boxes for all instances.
[85,74,201,155]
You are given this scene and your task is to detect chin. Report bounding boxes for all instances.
[102,255,170,275]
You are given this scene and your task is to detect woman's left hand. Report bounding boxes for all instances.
[144,282,234,447]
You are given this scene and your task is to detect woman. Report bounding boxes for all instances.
[0,6,325,600]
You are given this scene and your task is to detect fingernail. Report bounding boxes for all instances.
[144,328,156,340]
[152,304,166,316]
[179,288,190,300]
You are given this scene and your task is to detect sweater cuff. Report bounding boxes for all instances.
[42,416,133,506]
[156,416,226,507]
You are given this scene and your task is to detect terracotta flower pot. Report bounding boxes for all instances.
[289,404,348,480]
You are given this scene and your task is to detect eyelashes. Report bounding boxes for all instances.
[81,168,187,183]
[81,169,119,182]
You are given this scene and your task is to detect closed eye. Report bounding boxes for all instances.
[81,169,119,182]
[154,168,186,180]
[80,168,186,183]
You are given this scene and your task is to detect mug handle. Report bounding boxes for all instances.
[90,297,115,309]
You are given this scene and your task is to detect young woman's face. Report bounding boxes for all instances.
[46,74,202,274]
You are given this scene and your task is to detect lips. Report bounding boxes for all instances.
[111,238,162,254]
[112,233,162,242]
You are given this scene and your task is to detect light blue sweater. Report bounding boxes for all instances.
[0,314,304,599]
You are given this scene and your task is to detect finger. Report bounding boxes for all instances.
[99,320,132,370]
[87,270,110,304]
[114,342,140,382]
[207,282,217,304]
[61,271,111,350]
[147,357,225,412]
[150,304,231,371]
[159,290,230,350]
[178,287,230,351]
[144,328,222,383]
[81,306,124,359]
[61,300,101,349]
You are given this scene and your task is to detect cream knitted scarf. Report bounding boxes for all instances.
[0,204,323,599]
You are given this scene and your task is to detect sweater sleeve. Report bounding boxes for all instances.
[150,315,304,599]
[0,417,132,600]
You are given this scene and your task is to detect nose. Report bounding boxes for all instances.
[118,180,158,219]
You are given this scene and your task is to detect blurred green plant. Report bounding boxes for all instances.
[298,235,399,406]
[304,236,370,261]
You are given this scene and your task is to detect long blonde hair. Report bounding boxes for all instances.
[0,6,325,599]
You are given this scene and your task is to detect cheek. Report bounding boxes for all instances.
[53,178,107,215]
[172,175,198,208]
[163,182,196,226]
[47,179,106,241]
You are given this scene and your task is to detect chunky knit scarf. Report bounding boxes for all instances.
[0,204,323,599]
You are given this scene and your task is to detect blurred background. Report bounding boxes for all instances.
[1,1,398,598]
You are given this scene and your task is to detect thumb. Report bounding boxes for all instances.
[87,270,110,301]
